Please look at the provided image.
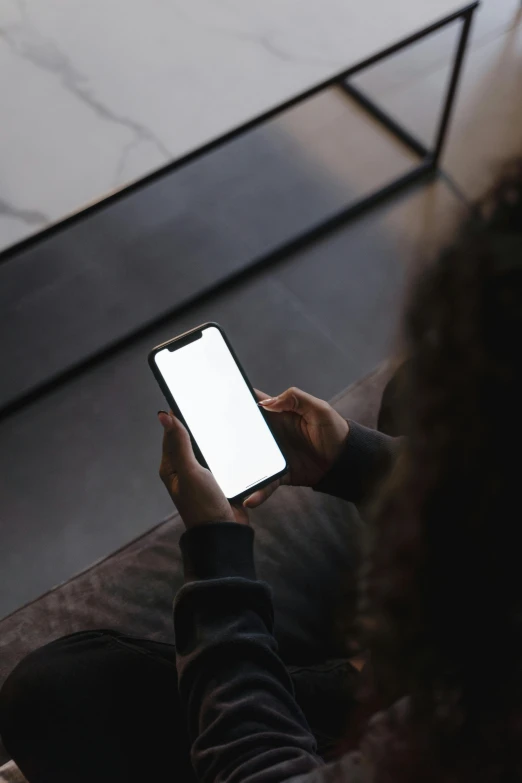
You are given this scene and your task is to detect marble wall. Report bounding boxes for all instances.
[0,0,465,252]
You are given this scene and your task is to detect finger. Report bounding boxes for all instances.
[158,411,197,474]
[243,480,279,509]
[258,387,325,416]
[254,389,271,402]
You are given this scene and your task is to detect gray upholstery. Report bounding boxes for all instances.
[0,362,392,773]
[0,762,24,783]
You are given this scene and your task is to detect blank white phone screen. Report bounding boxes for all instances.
[154,326,286,499]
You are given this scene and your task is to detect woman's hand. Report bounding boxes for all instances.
[245,387,349,508]
[158,411,248,529]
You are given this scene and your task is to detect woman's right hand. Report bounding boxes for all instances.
[244,387,349,509]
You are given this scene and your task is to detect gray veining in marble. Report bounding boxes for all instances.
[1,0,172,190]
[0,197,48,226]
[0,0,469,251]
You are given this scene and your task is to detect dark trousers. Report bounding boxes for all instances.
[0,629,359,783]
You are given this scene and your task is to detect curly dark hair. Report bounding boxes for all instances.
[363,161,522,782]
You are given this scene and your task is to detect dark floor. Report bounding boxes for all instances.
[1,0,521,620]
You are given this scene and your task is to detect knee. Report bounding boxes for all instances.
[0,631,113,750]
[0,641,61,753]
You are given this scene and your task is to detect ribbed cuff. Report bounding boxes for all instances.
[180,523,256,583]
[314,421,398,504]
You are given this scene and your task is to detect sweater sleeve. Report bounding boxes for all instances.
[174,522,323,783]
[313,421,402,506]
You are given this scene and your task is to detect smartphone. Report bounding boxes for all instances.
[149,323,287,502]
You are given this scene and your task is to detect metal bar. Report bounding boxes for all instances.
[0,4,479,416]
[432,8,476,164]
[338,81,430,159]
[0,160,435,421]
[0,2,479,264]
[338,5,477,172]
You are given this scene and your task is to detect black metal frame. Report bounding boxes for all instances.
[0,2,478,417]
[0,2,477,266]
[340,4,476,169]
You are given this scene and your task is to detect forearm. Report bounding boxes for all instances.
[314,421,402,506]
[175,524,322,783]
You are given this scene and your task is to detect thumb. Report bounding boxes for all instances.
[158,411,197,473]
[243,480,280,509]
[258,387,324,417]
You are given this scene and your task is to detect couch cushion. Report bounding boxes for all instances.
[0,362,392,767]
[0,761,26,783]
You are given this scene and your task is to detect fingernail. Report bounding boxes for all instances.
[157,411,172,428]
[243,495,254,507]
[258,398,275,406]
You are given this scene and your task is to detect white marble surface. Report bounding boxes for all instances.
[0,0,468,252]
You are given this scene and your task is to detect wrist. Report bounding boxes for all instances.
[183,516,249,530]
[326,418,350,467]
[180,523,256,582]
[313,418,351,488]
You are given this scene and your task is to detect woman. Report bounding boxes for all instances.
[1,163,521,782]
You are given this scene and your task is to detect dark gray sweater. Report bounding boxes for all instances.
[174,423,400,783]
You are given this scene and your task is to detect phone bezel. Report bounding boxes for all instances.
[148,321,288,503]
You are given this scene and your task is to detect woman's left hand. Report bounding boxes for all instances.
[158,411,248,529]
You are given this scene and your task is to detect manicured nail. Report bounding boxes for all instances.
[258,398,275,406]
[157,411,172,428]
